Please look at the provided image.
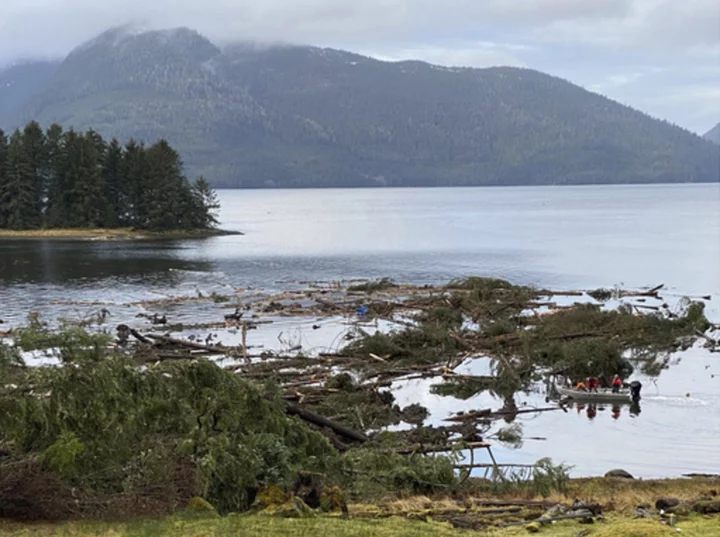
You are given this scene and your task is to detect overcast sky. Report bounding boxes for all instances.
[1,0,718,133]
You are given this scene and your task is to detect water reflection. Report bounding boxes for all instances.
[570,401,642,421]
[0,240,214,284]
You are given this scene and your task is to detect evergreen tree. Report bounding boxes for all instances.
[44,124,67,227]
[102,138,124,227]
[1,131,40,229]
[0,122,217,231]
[0,130,7,228]
[120,139,146,227]
[142,140,185,231]
[64,132,106,227]
[190,176,220,228]
[21,121,48,221]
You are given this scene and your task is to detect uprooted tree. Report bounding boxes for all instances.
[0,276,714,520]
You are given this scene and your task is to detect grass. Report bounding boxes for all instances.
[0,228,240,240]
[2,478,717,536]
[0,517,460,537]
[0,514,718,537]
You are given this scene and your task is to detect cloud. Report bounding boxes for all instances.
[0,0,712,59]
[364,42,528,69]
[0,0,717,132]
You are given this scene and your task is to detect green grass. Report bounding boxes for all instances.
[0,516,459,537]
[1,514,718,537]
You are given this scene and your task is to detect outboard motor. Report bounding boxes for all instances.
[629,380,642,401]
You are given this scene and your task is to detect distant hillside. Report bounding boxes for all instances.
[0,60,59,126]
[704,123,720,144]
[3,26,718,188]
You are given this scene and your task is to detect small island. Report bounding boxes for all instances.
[0,121,228,239]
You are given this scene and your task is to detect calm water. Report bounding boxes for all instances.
[1,184,719,477]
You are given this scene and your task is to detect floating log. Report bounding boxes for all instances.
[146,334,232,353]
[454,463,537,470]
[500,510,594,527]
[393,441,491,455]
[129,328,151,344]
[445,409,493,423]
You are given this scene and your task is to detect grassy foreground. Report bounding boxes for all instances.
[0,228,240,240]
[0,514,718,537]
[1,478,718,537]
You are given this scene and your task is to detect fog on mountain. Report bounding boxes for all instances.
[0,26,717,188]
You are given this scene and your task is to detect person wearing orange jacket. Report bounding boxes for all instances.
[611,374,624,393]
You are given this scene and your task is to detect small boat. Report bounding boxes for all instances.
[556,385,634,404]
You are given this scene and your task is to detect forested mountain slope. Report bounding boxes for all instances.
[0,60,59,127]
[2,27,717,187]
[704,123,720,144]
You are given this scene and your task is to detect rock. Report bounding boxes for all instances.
[693,500,720,514]
[635,507,653,518]
[293,497,316,518]
[182,497,219,518]
[292,472,326,509]
[542,504,567,518]
[655,497,680,511]
[254,485,289,509]
[525,522,542,533]
[571,500,602,516]
[319,485,349,515]
[667,503,692,516]
[261,497,317,518]
[605,469,634,479]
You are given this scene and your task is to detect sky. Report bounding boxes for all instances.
[1,0,718,134]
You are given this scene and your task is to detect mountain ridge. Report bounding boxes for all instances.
[1,26,718,188]
[704,123,720,144]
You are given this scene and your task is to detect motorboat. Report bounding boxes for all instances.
[555,380,642,404]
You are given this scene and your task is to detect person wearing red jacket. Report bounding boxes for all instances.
[587,376,599,392]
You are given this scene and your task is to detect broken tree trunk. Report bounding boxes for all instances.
[393,441,491,455]
[146,334,231,352]
[285,403,369,444]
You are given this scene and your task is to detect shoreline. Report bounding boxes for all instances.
[0,228,243,241]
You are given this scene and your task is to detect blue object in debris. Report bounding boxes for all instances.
[356,305,370,317]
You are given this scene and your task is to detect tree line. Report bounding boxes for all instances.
[0,121,219,231]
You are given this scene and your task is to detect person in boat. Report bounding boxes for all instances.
[587,376,599,392]
[575,380,588,392]
[611,374,623,393]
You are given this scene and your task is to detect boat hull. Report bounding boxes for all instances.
[557,386,633,404]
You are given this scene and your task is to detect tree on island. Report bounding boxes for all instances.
[0,121,219,231]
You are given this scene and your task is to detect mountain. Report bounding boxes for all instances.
[704,123,720,144]
[3,26,718,188]
[0,60,60,126]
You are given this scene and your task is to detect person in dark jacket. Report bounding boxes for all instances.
[587,376,599,392]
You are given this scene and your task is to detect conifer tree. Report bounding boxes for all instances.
[21,121,48,220]
[191,176,220,228]
[102,138,124,226]
[0,122,218,231]
[1,131,40,229]
[0,130,8,228]
[64,132,106,227]
[142,140,184,231]
[44,124,67,227]
[120,139,146,227]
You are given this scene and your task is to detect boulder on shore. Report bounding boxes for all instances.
[655,497,680,511]
[605,469,634,479]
